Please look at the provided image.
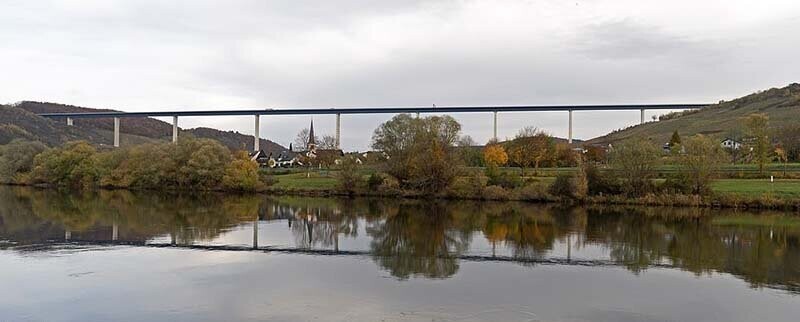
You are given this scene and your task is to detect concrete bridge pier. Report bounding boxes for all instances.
[254,115,260,152]
[640,108,645,125]
[66,117,73,126]
[492,111,498,141]
[335,113,341,149]
[568,109,573,144]
[172,116,178,144]
[113,117,120,147]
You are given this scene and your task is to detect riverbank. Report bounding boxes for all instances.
[263,186,800,211]
[5,172,800,211]
[259,171,800,210]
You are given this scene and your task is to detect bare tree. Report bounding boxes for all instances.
[294,128,319,151]
[457,135,476,147]
[320,135,337,149]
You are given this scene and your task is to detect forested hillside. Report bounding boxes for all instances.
[2,101,286,153]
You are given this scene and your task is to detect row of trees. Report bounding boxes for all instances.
[609,135,727,196]
[0,138,265,191]
[363,113,736,199]
[670,113,793,173]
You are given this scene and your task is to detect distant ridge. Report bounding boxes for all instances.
[1,101,287,153]
[587,83,800,145]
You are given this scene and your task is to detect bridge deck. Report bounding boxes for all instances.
[36,104,709,118]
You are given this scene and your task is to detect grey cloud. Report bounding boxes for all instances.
[573,19,724,63]
[1,1,799,151]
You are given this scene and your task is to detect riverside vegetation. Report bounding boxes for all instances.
[1,113,800,210]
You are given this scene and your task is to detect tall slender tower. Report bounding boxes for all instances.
[307,119,316,151]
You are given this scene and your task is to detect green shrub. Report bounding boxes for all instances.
[486,166,522,189]
[609,138,660,196]
[367,172,384,190]
[31,141,98,188]
[447,174,486,199]
[584,163,622,195]
[515,183,550,201]
[0,139,46,183]
[660,177,692,194]
[222,151,261,191]
[337,155,362,194]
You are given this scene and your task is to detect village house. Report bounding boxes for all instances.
[721,138,742,150]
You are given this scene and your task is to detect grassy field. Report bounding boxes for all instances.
[711,179,800,198]
[270,172,340,190]
[476,163,800,177]
[266,169,800,200]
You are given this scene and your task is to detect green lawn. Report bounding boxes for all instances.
[271,172,339,190]
[267,169,800,199]
[711,179,800,198]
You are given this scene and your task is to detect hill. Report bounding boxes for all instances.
[1,101,287,153]
[0,104,111,146]
[587,83,800,145]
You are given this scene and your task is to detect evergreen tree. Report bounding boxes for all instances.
[669,130,682,148]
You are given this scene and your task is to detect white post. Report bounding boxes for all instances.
[254,115,260,152]
[568,109,573,144]
[493,111,498,141]
[113,117,120,147]
[335,113,341,149]
[66,117,73,126]
[112,223,118,241]
[640,108,645,125]
[172,116,178,144]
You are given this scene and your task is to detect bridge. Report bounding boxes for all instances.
[37,103,710,149]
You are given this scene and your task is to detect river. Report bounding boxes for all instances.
[0,186,798,321]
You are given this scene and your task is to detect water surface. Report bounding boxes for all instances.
[1,187,799,321]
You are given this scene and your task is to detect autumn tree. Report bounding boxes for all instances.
[483,144,508,168]
[744,113,770,174]
[775,125,800,161]
[222,151,261,191]
[372,114,461,193]
[554,143,578,167]
[775,145,788,177]
[677,135,727,195]
[609,138,660,196]
[506,127,554,176]
[584,145,607,163]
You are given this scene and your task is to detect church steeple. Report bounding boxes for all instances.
[307,119,316,151]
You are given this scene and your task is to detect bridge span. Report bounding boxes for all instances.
[38,103,710,149]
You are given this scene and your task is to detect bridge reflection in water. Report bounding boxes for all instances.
[1,186,798,293]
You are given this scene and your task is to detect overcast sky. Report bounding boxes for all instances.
[2,0,799,150]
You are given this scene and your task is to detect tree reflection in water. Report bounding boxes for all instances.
[0,186,798,293]
[366,201,471,279]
